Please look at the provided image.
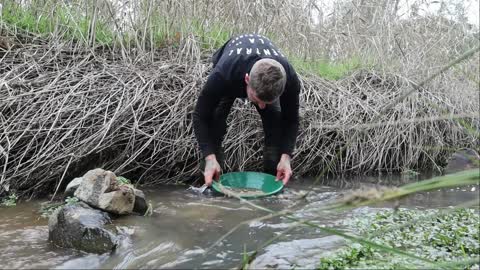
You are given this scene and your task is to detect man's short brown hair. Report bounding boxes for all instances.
[249,59,287,102]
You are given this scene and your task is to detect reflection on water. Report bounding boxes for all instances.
[0,174,478,269]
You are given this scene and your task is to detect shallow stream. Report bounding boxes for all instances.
[1,174,478,269]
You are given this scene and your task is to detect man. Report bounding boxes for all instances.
[193,34,301,186]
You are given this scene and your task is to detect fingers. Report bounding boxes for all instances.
[276,170,283,181]
[213,168,221,180]
[204,158,222,185]
[282,171,292,185]
[204,171,213,186]
[276,166,292,185]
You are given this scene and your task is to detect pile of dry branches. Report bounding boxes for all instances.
[0,28,478,198]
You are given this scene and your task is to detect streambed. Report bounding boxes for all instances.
[0,175,478,269]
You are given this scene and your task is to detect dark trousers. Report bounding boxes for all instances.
[207,98,282,175]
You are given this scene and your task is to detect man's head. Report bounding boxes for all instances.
[245,59,286,109]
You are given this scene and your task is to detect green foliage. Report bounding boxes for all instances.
[401,169,420,176]
[1,194,18,207]
[1,0,366,78]
[400,169,421,181]
[64,196,79,205]
[318,208,480,270]
[39,196,79,218]
[242,244,249,269]
[117,176,132,186]
[290,57,366,80]
[40,201,63,218]
[188,20,233,50]
[1,2,53,34]
[319,243,374,270]
[1,1,113,45]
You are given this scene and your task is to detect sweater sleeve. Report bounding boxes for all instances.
[279,72,301,156]
[193,71,226,158]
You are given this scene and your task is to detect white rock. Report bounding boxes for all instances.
[74,168,116,208]
[98,186,135,215]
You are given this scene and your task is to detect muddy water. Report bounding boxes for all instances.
[0,175,478,269]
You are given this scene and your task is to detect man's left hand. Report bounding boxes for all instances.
[276,154,292,185]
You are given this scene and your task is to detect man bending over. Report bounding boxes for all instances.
[193,34,301,186]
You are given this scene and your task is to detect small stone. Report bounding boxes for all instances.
[64,177,83,198]
[98,185,135,215]
[133,189,148,215]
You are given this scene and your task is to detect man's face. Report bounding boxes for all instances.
[245,74,273,110]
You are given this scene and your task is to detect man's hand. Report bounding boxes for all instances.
[203,154,221,186]
[276,154,292,185]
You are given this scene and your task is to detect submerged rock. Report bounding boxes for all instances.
[48,202,117,254]
[187,185,215,197]
[249,236,346,269]
[133,188,148,215]
[445,148,480,174]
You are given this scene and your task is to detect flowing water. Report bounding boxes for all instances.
[0,174,478,269]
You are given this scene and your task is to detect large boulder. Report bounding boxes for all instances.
[74,169,117,206]
[445,148,480,174]
[48,202,117,254]
[74,168,137,215]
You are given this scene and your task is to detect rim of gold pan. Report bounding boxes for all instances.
[211,171,284,199]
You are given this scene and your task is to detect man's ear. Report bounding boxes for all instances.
[245,73,250,84]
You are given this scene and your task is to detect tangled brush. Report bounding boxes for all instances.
[0,31,478,198]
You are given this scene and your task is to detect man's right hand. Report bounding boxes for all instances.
[203,154,221,186]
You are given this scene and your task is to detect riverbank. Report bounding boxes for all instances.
[0,22,478,198]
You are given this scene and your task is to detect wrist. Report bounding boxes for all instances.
[205,154,217,161]
[280,154,291,163]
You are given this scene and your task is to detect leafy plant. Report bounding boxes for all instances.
[318,208,480,269]
[319,243,374,270]
[117,176,132,186]
[65,196,79,205]
[40,196,80,218]
[401,169,420,176]
[1,194,18,207]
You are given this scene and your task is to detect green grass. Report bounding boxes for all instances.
[147,17,233,50]
[1,2,54,34]
[1,1,113,45]
[290,56,366,80]
[1,2,365,80]
[1,1,232,50]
